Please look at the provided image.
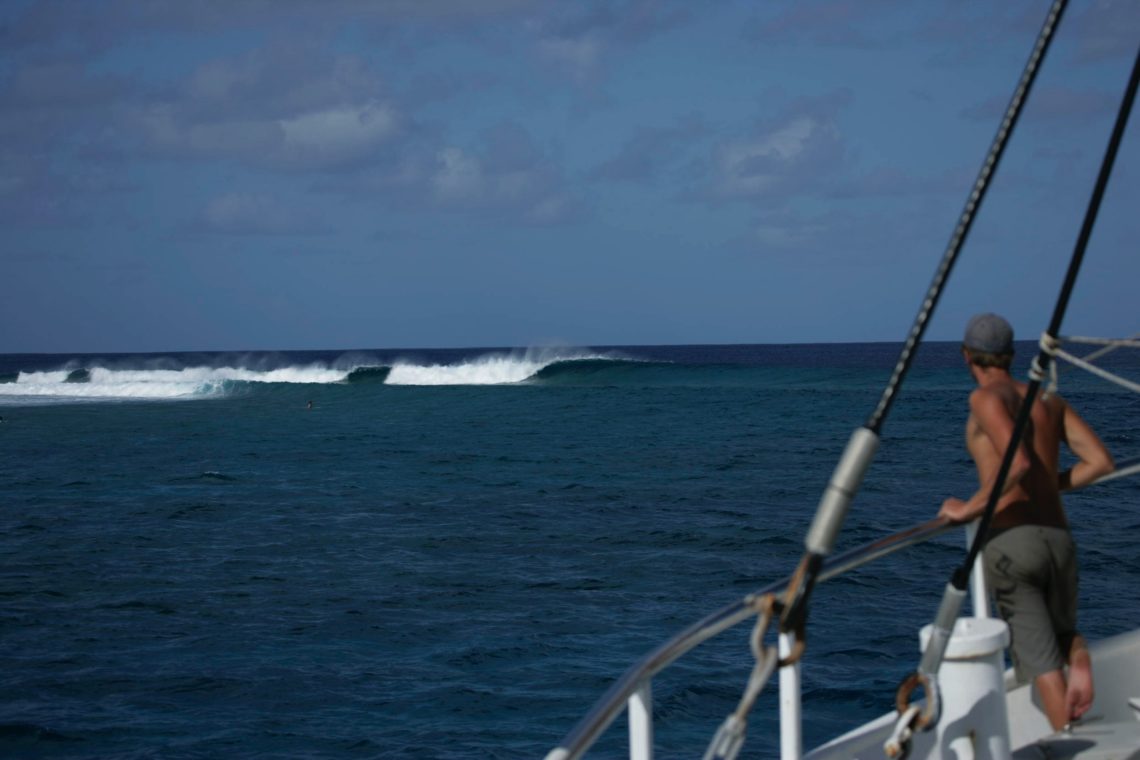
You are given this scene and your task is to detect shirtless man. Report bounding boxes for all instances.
[938,313,1114,731]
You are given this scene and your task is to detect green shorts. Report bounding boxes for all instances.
[983,525,1078,683]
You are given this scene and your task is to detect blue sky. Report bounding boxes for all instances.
[2,0,1138,353]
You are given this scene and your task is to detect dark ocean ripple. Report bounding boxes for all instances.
[0,343,1136,758]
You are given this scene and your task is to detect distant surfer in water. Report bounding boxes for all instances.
[938,313,1114,730]
[306,400,313,410]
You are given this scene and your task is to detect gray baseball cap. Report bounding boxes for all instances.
[964,313,1014,354]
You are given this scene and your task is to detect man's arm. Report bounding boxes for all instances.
[1058,400,1114,491]
[939,388,1031,523]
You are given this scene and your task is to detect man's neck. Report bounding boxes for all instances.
[971,365,1013,387]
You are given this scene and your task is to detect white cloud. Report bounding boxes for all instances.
[126,43,405,172]
[429,142,578,224]
[532,2,691,86]
[717,117,816,195]
[433,146,546,206]
[138,100,401,171]
[279,102,399,165]
[433,147,484,201]
[706,115,843,202]
[198,192,322,236]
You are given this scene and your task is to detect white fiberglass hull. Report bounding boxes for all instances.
[804,628,1140,760]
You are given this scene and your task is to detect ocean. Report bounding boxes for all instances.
[1,342,1136,759]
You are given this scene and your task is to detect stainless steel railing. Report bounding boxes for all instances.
[545,516,956,760]
[548,455,1140,759]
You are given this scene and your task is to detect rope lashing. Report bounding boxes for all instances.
[1032,332,1061,396]
[775,552,815,665]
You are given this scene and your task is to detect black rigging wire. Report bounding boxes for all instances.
[778,0,1071,641]
[864,0,1068,435]
[954,45,1140,589]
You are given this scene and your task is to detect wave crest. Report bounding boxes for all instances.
[0,348,653,402]
[383,349,621,386]
[0,360,367,403]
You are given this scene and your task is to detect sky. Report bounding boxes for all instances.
[2,0,1138,353]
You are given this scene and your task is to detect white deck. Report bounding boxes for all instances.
[805,628,1140,760]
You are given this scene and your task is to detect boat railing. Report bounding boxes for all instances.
[548,457,1140,760]
[545,515,968,760]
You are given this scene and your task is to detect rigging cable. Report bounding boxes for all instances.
[956,44,1140,592]
[776,0,1070,650]
[862,0,1070,437]
[899,42,1140,737]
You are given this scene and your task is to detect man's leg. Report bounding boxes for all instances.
[1035,634,1095,731]
[1065,634,1094,721]
[1035,669,1069,730]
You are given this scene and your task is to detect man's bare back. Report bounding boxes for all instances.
[939,371,1111,528]
[963,376,1067,532]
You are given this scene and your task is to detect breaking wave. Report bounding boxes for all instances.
[0,348,654,403]
[0,363,365,404]
[345,366,392,383]
[378,349,670,386]
[384,350,617,386]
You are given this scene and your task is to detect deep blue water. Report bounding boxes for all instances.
[1,342,1137,759]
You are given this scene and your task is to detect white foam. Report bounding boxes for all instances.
[16,370,73,384]
[86,365,349,385]
[0,362,355,403]
[385,356,544,385]
[0,348,612,402]
[6,381,224,399]
[384,349,600,386]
